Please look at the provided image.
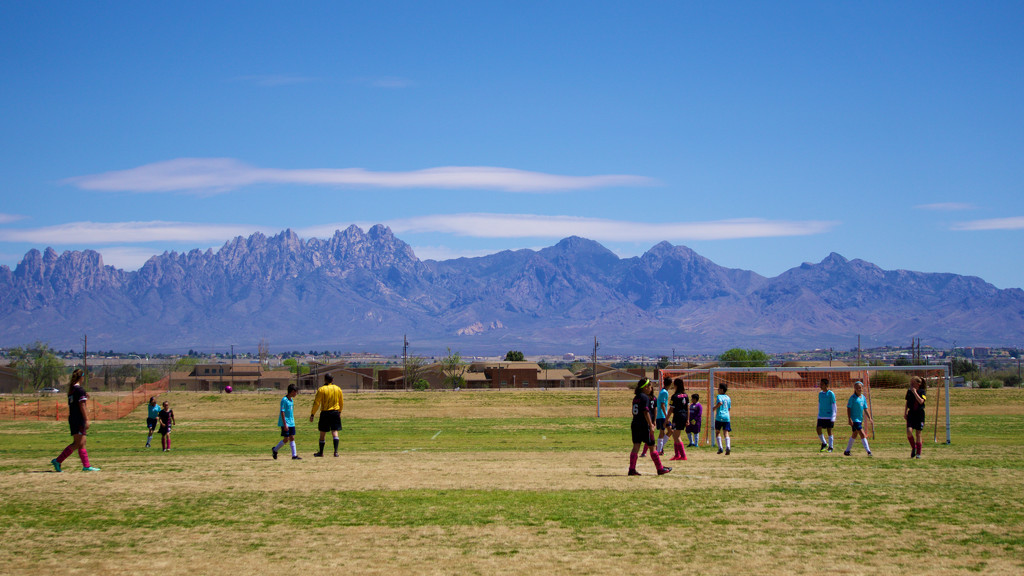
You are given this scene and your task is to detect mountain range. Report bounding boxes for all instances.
[1,225,1022,355]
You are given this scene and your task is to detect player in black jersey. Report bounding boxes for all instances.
[665,378,688,461]
[905,376,927,459]
[629,378,672,476]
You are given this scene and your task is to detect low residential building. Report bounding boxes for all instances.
[169,363,294,391]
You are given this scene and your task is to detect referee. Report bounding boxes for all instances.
[309,374,344,457]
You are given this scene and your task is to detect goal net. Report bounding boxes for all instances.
[656,366,950,447]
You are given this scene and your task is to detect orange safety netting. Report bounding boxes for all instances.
[0,377,170,421]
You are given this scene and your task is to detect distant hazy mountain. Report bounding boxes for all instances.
[1,225,1022,354]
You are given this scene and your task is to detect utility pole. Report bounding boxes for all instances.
[593,336,600,417]
[403,334,409,391]
[81,334,88,386]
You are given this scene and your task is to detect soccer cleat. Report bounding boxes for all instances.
[828,446,833,453]
[866,450,873,457]
[50,458,62,473]
[334,452,339,457]
[292,455,302,460]
[313,452,323,457]
[820,442,827,452]
[717,448,723,455]
[272,448,279,460]
[82,466,101,472]
[910,448,916,459]
[915,453,921,459]
[658,467,673,475]
[725,448,730,455]
[628,469,641,476]
[843,451,851,456]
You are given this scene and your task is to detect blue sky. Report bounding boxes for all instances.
[2,2,1023,289]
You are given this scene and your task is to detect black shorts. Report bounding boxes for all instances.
[69,417,87,436]
[715,420,731,432]
[816,418,835,430]
[159,424,171,435]
[850,421,863,432]
[631,422,655,446]
[656,418,666,431]
[673,416,687,430]
[907,418,925,431]
[318,410,342,433]
[147,418,158,430]
[280,426,296,437]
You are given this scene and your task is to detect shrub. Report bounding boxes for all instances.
[869,371,910,389]
[412,379,430,391]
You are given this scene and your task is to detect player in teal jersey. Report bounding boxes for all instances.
[713,384,732,455]
[844,381,873,456]
[145,397,161,448]
[273,384,301,460]
[816,379,837,452]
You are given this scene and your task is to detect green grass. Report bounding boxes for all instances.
[1,388,1023,575]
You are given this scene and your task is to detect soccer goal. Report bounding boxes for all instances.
[656,365,951,447]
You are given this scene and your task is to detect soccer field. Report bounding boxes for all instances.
[1,388,1022,575]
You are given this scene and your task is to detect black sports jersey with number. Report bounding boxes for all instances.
[671,393,688,413]
[67,384,87,421]
[632,393,652,425]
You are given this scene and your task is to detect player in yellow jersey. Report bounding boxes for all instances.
[309,374,344,457]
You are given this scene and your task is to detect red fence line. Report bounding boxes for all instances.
[0,377,170,421]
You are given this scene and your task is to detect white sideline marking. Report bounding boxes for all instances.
[431,430,442,440]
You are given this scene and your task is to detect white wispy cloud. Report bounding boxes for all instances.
[0,213,26,224]
[94,246,168,270]
[407,245,502,261]
[0,221,266,245]
[951,216,1024,231]
[63,158,656,194]
[916,202,977,211]
[380,213,837,242]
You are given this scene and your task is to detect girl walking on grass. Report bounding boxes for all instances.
[51,369,100,472]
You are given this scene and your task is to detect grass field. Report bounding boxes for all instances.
[1,388,1023,575]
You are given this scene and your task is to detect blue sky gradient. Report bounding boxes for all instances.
[2,2,1022,288]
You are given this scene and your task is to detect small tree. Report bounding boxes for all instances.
[504,350,525,362]
[718,348,769,367]
[404,356,428,390]
[8,341,64,392]
[440,347,467,389]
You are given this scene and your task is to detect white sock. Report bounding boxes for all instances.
[846,438,855,452]
[274,440,286,451]
[828,435,834,449]
[716,435,722,449]
[818,433,826,444]
[726,437,731,450]
[862,438,871,452]
[290,440,297,457]
[657,436,666,452]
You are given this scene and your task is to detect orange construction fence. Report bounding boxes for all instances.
[0,377,170,421]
